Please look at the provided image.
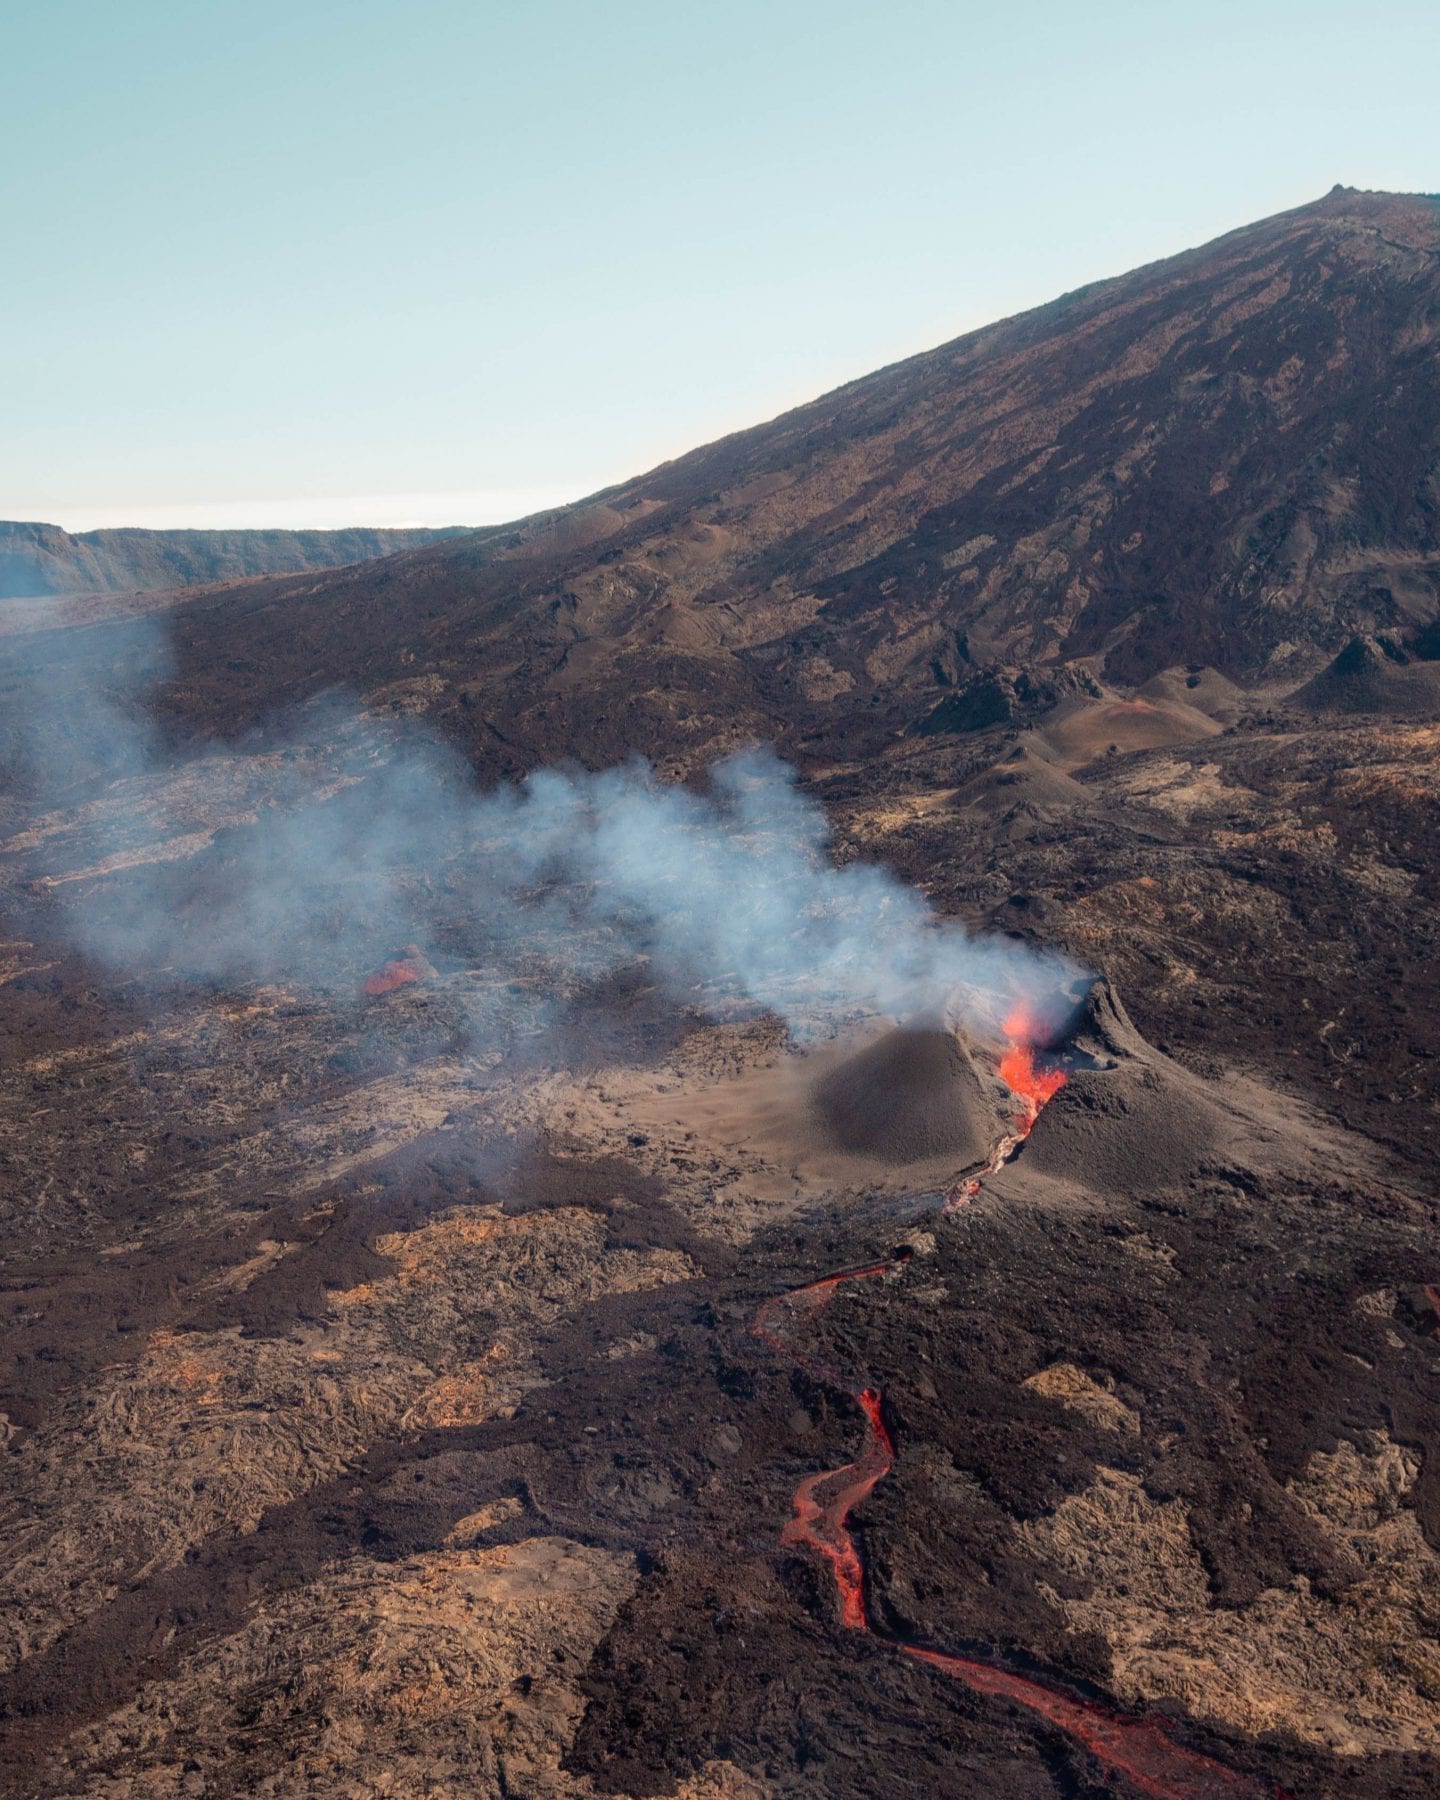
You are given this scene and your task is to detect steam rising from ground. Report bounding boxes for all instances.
[1,606,1087,1045]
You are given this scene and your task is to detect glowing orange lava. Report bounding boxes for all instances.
[943,1011,1067,1212]
[901,1646,1261,1798]
[362,958,422,997]
[750,1020,1271,1796]
[998,1040,1068,1124]
[782,1386,894,1631]
[998,1002,1068,1133]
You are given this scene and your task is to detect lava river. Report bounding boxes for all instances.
[751,1023,1272,1799]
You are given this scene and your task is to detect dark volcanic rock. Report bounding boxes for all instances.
[1293,631,1440,716]
[917,665,1105,737]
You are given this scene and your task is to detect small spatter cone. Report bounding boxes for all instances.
[1063,977,1138,1066]
[362,944,438,998]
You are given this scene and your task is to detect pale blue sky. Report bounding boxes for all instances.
[3,0,1435,530]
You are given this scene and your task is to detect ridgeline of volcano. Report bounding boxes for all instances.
[78,184,1440,777]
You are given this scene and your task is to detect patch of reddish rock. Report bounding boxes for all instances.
[362,945,436,998]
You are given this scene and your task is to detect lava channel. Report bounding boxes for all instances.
[945,1010,1066,1212]
[752,1029,1271,1798]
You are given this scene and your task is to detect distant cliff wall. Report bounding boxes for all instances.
[0,520,469,598]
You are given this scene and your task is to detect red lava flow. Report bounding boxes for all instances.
[782,1386,894,1631]
[752,1025,1267,1798]
[944,1009,1067,1213]
[362,960,422,997]
[902,1645,1263,1800]
[999,999,1069,1124]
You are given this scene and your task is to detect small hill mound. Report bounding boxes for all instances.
[1036,697,1222,768]
[1291,634,1440,718]
[1137,666,1245,722]
[1022,982,1228,1195]
[810,1027,994,1168]
[949,744,1092,839]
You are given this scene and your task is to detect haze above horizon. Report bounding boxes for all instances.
[4,0,1435,533]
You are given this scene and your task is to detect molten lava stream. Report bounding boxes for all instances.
[753,1028,1270,1797]
[997,1038,1068,1131]
[997,1004,1069,1135]
[783,1386,894,1631]
[901,1646,1261,1799]
[944,1013,1066,1212]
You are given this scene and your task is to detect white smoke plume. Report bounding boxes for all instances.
[0,603,1088,1046]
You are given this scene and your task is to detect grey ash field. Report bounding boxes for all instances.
[1,188,1439,1797]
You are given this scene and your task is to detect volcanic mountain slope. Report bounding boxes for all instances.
[68,183,1438,774]
[0,520,467,601]
[1,188,1440,1798]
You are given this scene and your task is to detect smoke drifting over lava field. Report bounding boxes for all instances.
[2,188,1439,1798]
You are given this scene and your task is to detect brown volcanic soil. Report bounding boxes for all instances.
[1,706,1437,1798]
[809,1026,995,1166]
[1,190,1440,1797]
